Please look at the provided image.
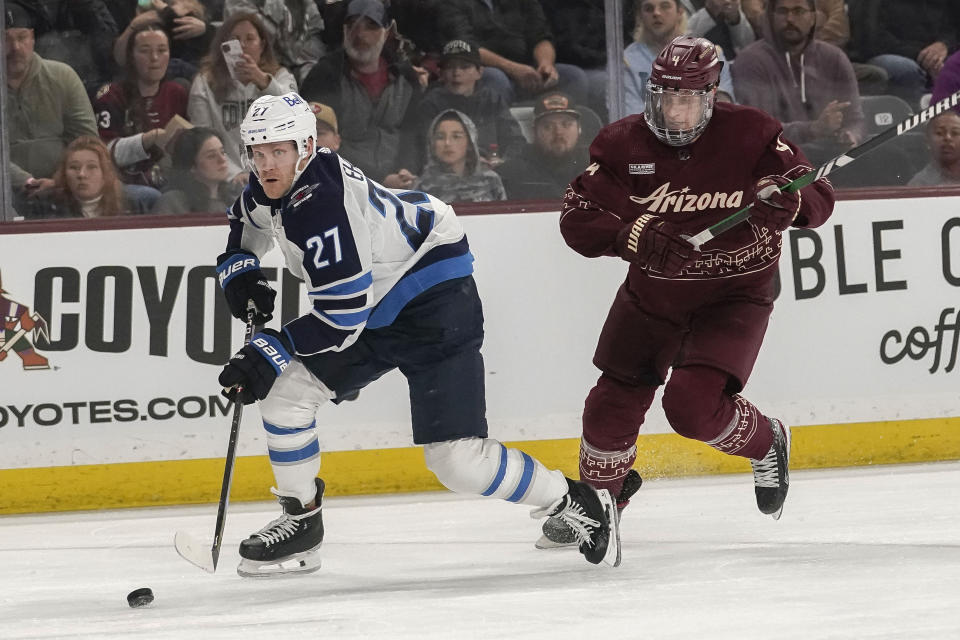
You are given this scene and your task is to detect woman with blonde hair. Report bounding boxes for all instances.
[623,0,733,116]
[27,137,130,219]
[188,12,297,182]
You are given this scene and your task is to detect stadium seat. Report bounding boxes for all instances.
[859,94,914,135]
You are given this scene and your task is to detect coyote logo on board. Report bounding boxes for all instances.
[0,271,51,370]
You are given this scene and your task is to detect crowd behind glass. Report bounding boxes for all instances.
[3,0,960,221]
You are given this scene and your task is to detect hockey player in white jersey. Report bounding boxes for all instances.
[215,92,621,576]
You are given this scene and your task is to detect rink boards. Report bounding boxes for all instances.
[2,195,959,513]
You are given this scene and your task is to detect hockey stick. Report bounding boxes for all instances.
[687,88,960,249]
[175,308,257,573]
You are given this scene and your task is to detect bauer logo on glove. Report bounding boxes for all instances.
[216,250,277,324]
[251,335,290,373]
[219,329,294,404]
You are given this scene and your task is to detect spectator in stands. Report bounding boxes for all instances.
[94,23,188,191]
[386,0,447,71]
[4,2,99,214]
[415,109,506,203]
[42,136,132,217]
[812,0,887,96]
[497,91,588,200]
[687,0,756,61]
[623,0,733,116]
[27,0,119,97]
[740,0,765,35]
[437,0,588,107]
[856,0,960,109]
[931,49,960,112]
[309,102,342,151]
[416,40,525,172]
[113,0,215,79]
[316,0,438,74]
[26,137,132,219]
[300,0,422,187]
[188,12,297,183]
[153,127,243,214]
[732,0,864,164]
[908,111,960,186]
[224,0,325,82]
[541,0,609,119]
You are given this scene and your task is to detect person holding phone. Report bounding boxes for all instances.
[188,12,297,183]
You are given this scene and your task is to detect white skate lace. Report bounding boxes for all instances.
[750,446,779,488]
[555,498,601,549]
[254,514,302,546]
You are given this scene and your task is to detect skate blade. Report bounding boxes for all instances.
[534,535,578,550]
[597,489,622,568]
[773,422,791,522]
[237,548,322,578]
[174,531,216,573]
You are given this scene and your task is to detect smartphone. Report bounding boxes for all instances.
[221,39,244,79]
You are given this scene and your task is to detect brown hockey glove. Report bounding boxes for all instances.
[752,175,800,232]
[615,214,699,277]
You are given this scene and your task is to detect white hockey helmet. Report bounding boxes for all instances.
[239,92,317,193]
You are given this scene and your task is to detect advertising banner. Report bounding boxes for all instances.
[2,197,959,470]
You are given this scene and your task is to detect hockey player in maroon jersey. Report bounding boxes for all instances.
[538,35,835,548]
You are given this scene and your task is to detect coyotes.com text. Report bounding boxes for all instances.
[0,395,232,428]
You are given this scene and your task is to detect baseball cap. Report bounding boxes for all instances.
[534,92,581,122]
[345,0,388,28]
[310,102,339,134]
[5,2,34,30]
[439,40,481,68]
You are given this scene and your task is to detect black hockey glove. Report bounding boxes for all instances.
[216,250,276,324]
[751,175,800,232]
[615,213,699,278]
[218,329,294,404]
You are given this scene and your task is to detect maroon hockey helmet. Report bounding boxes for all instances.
[645,36,724,146]
[650,35,723,91]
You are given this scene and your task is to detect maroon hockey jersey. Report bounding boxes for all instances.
[93,81,188,187]
[560,102,835,281]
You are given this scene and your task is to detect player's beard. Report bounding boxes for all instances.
[345,30,387,67]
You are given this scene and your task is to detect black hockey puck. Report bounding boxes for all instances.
[127,587,154,608]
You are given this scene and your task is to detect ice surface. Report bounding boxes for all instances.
[3,462,959,639]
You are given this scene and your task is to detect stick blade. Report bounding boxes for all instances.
[174,531,217,573]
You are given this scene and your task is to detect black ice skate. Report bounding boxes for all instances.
[751,419,791,520]
[531,478,620,567]
[535,469,642,553]
[237,477,325,578]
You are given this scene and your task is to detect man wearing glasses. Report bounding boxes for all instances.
[731,0,865,166]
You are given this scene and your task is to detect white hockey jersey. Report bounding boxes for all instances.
[224,148,474,355]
